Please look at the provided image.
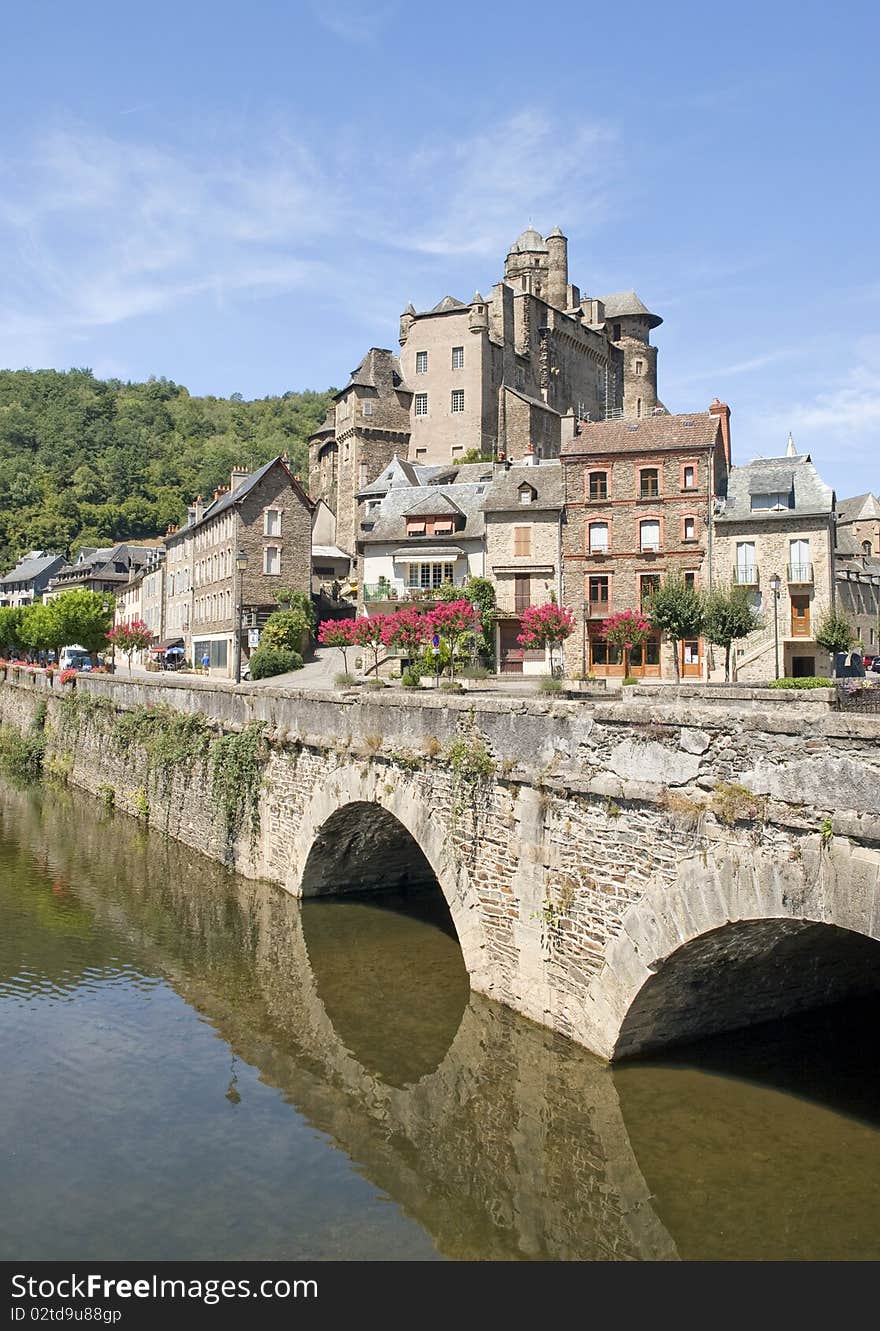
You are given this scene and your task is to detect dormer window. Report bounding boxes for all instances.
[406,519,427,536]
[518,484,536,504]
[750,490,793,512]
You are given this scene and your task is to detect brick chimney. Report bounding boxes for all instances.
[709,397,731,467]
[230,465,249,491]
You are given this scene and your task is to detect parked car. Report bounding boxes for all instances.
[59,644,93,672]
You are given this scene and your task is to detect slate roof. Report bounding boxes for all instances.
[480,463,564,513]
[716,454,834,525]
[360,483,486,546]
[562,412,720,456]
[508,227,548,254]
[0,552,65,586]
[600,290,663,330]
[168,457,311,540]
[335,349,409,396]
[837,493,880,523]
[403,492,465,517]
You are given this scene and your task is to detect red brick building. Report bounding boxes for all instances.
[561,404,730,678]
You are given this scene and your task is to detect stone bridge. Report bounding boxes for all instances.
[3,669,880,1060]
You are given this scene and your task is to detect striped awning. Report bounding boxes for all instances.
[392,547,465,561]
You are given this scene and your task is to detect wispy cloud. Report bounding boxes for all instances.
[306,0,401,45]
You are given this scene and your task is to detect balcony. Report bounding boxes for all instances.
[362,579,467,604]
[586,600,610,618]
[787,562,813,584]
[733,565,759,586]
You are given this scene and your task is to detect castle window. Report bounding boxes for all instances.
[588,471,608,501]
[613,323,621,341]
[637,399,642,418]
[635,359,644,375]
[452,346,464,370]
[451,389,465,413]
[362,400,373,416]
[415,393,428,416]
[683,465,696,489]
[863,540,873,556]
[416,351,428,374]
[683,516,696,541]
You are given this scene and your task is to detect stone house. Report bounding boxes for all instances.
[480,455,564,674]
[560,405,729,679]
[114,550,166,668]
[836,492,880,558]
[163,458,313,677]
[310,499,352,596]
[0,551,66,607]
[358,470,488,616]
[713,444,835,680]
[310,226,665,568]
[45,542,161,602]
[834,495,880,655]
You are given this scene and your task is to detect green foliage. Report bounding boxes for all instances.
[538,676,564,694]
[457,449,494,463]
[274,588,315,629]
[703,585,760,680]
[0,725,45,779]
[459,664,489,680]
[248,645,303,679]
[647,574,705,679]
[210,722,268,853]
[334,672,357,687]
[820,817,834,847]
[111,705,211,780]
[0,369,333,563]
[447,735,495,783]
[20,589,114,657]
[0,606,25,654]
[712,781,766,827]
[769,676,834,689]
[815,608,856,657]
[132,787,151,820]
[440,679,463,692]
[260,609,310,651]
[621,676,639,686]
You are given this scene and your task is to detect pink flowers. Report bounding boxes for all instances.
[516,603,575,649]
[601,609,652,650]
[319,601,482,679]
[58,668,77,685]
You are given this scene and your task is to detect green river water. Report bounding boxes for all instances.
[1,780,879,1261]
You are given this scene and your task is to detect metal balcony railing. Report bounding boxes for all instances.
[787,562,813,583]
[362,579,467,602]
[733,565,759,586]
[587,600,609,618]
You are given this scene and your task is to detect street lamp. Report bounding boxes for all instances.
[235,549,248,684]
[769,572,782,680]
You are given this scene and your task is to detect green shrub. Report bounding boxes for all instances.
[440,680,463,693]
[334,672,358,687]
[768,676,834,689]
[365,677,386,689]
[0,726,45,779]
[400,667,421,688]
[538,676,563,694]
[622,676,639,686]
[248,646,303,679]
[460,664,490,680]
[261,609,310,651]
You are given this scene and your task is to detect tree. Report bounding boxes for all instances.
[273,588,315,629]
[317,618,356,674]
[645,574,705,682]
[41,590,115,658]
[0,606,24,657]
[816,608,856,670]
[435,576,497,664]
[261,609,310,652]
[381,607,429,657]
[426,599,481,680]
[516,602,575,676]
[351,615,388,677]
[602,610,651,678]
[107,618,153,674]
[703,585,761,681]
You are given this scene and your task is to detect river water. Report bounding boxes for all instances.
[2,780,880,1261]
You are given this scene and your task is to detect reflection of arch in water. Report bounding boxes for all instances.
[586,842,880,1060]
[285,768,491,996]
[4,783,680,1261]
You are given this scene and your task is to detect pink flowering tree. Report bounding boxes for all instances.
[351,614,389,677]
[426,599,481,680]
[318,618,357,675]
[107,619,153,675]
[602,609,651,678]
[381,607,429,658]
[517,602,576,676]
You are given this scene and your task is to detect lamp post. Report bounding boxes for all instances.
[769,572,781,680]
[235,549,248,684]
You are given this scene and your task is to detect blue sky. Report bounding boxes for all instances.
[0,0,877,495]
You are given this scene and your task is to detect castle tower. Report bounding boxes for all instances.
[399,303,416,345]
[603,292,663,419]
[504,227,549,297]
[546,226,568,310]
[469,291,489,333]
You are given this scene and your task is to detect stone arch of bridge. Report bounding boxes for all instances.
[580,836,880,1060]
[283,761,491,993]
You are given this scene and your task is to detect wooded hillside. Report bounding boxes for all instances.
[0,369,334,564]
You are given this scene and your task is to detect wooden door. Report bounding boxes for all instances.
[680,638,702,678]
[499,620,524,674]
[791,596,810,637]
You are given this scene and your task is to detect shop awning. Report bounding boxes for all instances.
[392,547,465,561]
[154,637,184,652]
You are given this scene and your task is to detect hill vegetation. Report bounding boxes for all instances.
[0,368,334,565]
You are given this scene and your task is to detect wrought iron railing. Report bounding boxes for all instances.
[733,565,759,586]
[787,562,813,583]
[362,579,467,602]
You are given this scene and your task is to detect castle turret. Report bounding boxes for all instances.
[546,226,568,310]
[469,290,488,333]
[399,302,416,345]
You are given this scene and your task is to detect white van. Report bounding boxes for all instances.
[59,645,93,672]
